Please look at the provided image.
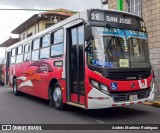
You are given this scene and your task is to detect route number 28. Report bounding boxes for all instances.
[91,13,100,20]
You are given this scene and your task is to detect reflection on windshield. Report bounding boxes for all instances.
[128,38,147,62]
[87,27,150,69]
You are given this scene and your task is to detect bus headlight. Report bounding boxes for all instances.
[100,84,108,92]
[90,80,99,89]
[90,79,109,94]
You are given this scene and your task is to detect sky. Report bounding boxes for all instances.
[0,0,103,58]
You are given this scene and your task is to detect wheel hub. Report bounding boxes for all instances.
[53,87,61,104]
[14,82,16,92]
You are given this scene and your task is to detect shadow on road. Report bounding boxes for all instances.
[65,105,151,121]
[6,88,151,121]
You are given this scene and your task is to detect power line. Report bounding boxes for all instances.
[0,8,78,13]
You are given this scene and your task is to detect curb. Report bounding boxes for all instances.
[152,101,160,107]
[143,100,160,107]
[143,101,153,106]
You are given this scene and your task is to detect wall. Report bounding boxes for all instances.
[108,0,128,11]
[108,0,117,10]
[108,0,160,93]
[38,20,54,32]
[20,20,54,40]
[142,0,160,93]
[20,23,39,40]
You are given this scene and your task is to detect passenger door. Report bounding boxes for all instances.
[66,24,85,105]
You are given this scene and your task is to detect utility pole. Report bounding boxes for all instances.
[117,0,123,11]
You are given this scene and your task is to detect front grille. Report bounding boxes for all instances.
[110,89,150,102]
[105,69,151,80]
[138,91,150,99]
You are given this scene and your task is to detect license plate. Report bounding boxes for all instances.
[129,95,138,101]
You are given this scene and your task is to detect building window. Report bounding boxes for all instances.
[27,33,32,38]
[128,0,142,17]
[45,23,54,29]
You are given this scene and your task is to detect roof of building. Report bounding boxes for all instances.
[45,8,77,16]
[11,8,77,34]
[0,38,19,47]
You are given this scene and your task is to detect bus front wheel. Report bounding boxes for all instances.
[50,83,64,110]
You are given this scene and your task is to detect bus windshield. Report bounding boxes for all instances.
[87,27,150,68]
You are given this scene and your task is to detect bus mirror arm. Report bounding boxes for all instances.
[84,23,94,41]
[85,40,92,51]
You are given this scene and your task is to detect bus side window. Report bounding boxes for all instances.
[24,44,30,61]
[40,34,50,59]
[16,45,23,63]
[31,38,40,61]
[51,29,64,57]
[11,48,16,64]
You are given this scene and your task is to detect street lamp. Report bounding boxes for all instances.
[101,0,108,5]
[101,0,109,9]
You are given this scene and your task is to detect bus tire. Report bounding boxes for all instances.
[51,82,64,110]
[13,78,20,96]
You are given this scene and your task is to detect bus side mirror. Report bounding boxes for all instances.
[84,24,94,41]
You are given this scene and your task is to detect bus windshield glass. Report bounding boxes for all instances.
[87,27,150,68]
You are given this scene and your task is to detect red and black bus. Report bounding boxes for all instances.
[4,9,155,110]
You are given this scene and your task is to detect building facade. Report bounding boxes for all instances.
[0,8,76,47]
[11,8,76,41]
[108,0,160,94]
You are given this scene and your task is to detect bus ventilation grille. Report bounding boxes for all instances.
[111,89,150,102]
[106,70,151,80]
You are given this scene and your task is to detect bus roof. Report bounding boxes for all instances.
[90,8,142,18]
[5,8,143,51]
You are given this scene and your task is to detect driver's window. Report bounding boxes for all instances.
[107,36,124,62]
[128,38,146,62]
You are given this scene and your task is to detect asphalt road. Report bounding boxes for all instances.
[0,86,160,133]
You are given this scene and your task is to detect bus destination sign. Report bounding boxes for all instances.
[90,10,145,27]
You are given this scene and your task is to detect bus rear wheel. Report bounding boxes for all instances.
[13,78,20,96]
[50,83,64,110]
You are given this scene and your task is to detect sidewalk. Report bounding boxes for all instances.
[143,94,160,107]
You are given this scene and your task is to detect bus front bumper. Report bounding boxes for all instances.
[87,85,155,109]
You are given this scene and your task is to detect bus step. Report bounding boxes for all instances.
[66,102,86,109]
